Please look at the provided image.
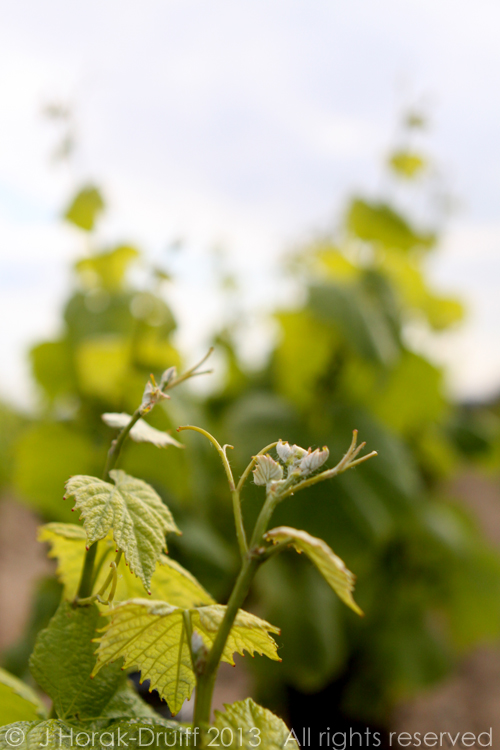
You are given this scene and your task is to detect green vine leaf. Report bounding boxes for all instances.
[65,470,181,591]
[92,599,280,715]
[102,413,184,448]
[0,669,47,726]
[38,523,214,606]
[213,698,299,749]
[265,526,363,615]
[29,601,124,720]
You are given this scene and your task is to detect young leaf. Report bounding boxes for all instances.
[102,413,184,449]
[213,698,299,749]
[265,526,363,615]
[196,605,281,667]
[93,599,280,715]
[38,523,87,599]
[38,523,214,606]
[0,669,47,726]
[65,470,181,591]
[298,446,329,475]
[252,455,283,485]
[29,601,124,720]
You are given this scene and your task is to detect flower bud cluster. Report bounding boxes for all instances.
[252,440,329,491]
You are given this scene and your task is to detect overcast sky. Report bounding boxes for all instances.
[1,0,500,407]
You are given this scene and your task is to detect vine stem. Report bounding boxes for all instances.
[192,431,377,729]
[193,487,279,729]
[193,556,259,728]
[76,409,142,601]
[178,425,248,560]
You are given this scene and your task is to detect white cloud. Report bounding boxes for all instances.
[1,0,500,404]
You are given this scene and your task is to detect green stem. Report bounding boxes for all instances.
[102,408,143,480]
[96,551,122,600]
[76,551,122,606]
[89,545,113,590]
[76,543,99,601]
[193,486,280,728]
[278,449,377,502]
[179,425,248,560]
[193,556,259,728]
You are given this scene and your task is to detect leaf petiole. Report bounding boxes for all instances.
[178,425,249,560]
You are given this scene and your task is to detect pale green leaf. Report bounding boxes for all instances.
[194,605,281,666]
[93,599,280,715]
[29,601,124,720]
[102,413,184,448]
[38,523,87,599]
[0,669,47,726]
[213,698,299,749]
[38,523,213,606]
[65,470,180,591]
[252,455,283,485]
[264,526,363,615]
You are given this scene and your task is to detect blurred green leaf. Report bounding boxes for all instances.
[76,245,139,291]
[64,186,104,231]
[309,282,399,364]
[347,198,435,252]
[74,334,130,404]
[389,151,426,179]
[64,292,134,343]
[0,668,47,725]
[370,352,446,435]
[30,340,76,401]
[0,403,26,491]
[273,311,337,406]
[13,423,98,520]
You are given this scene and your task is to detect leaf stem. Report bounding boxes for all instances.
[164,348,214,390]
[75,550,122,606]
[178,425,248,560]
[278,450,378,502]
[102,407,143,480]
[183,610,195,672]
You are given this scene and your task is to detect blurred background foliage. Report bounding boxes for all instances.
[2,114,500,733]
